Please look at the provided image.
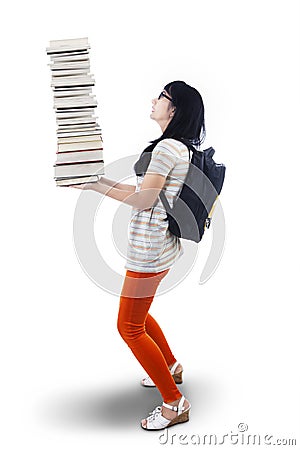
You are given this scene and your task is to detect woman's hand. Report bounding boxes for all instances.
[68,183,95,190]
[63,179,139,206]
[67,180,111,196]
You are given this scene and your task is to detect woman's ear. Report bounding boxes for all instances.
[170,108,176,117]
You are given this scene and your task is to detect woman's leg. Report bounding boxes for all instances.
[120,268,177,367]
[145,314,177,368]
[117,269,182,404]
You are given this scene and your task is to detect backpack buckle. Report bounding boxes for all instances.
[205,218,211,229]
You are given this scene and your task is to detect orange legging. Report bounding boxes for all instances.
[117,269,182,404]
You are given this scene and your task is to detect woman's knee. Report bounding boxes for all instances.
[117,315,144,343]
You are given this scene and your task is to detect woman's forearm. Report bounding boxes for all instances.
[99,176,136,192]
[91,181,155,210]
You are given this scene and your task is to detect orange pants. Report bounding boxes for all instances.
[117,269,182,404]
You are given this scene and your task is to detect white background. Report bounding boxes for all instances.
[1,0,299,448]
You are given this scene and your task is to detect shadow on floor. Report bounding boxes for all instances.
[39,375,216,430]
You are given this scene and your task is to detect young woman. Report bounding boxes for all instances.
[71,80,206,430]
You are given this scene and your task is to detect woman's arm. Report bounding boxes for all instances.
[99,176,136,192]
[71,173,166,210]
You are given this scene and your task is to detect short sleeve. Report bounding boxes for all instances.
[146,139,180,177]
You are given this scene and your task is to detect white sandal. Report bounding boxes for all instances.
[141,362,183,387]
[141,395,191,430]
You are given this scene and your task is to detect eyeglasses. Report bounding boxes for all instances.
[158,91,173,102]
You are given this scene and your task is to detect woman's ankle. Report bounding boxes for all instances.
[162,396,190,420]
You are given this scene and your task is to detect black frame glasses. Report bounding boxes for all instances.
[158,91,173,102]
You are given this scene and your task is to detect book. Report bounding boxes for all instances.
[54,160,104,178]
[57,119,99,126]
[57,139,103,152]
[50,48,89,55]
[56,130,102,138]
[54,96,97,108]
[57,123,98,129]
[46,37,90,54]
[49,61,90,69]
[56,149,103,164]
[51,69,90,77]
[50,53,90,62]
[56,175,99,186]
[51,75,95,88]
[57,134,103,144]
[55,109,96,117]
[54,89,93,98]
[56,117,97,125]
[47,37,105,186]
[57,129,101,137]
[48,37,89,47]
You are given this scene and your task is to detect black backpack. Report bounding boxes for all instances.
[157,139,226,243]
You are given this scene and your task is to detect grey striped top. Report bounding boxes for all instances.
[125,138,190,273]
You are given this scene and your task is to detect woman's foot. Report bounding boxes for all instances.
[141,395,191,430]
[141,362,183,387]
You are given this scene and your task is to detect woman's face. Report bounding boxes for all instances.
[150,89,176,131]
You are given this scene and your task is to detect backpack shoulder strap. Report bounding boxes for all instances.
[159,189,171,213]
[158,140,200,211]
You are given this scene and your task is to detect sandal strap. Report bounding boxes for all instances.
[141,375,155,386]
[169,361,180,375]
[162,395,185,414]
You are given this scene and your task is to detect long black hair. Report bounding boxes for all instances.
[151,80,206,147]
[134,80,206,176]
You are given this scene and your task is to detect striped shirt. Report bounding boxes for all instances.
[125,138,190,273]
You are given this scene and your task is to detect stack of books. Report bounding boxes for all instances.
[46,37,104,186]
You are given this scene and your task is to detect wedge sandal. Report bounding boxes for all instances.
[141,395,191,430]
[141,361,183,387]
